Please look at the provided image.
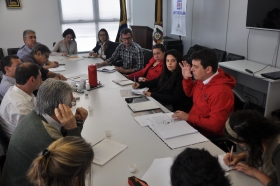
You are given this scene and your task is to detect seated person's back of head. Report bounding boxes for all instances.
[27,136,94,186]
[170,148,230,186]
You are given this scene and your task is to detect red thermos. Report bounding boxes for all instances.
[88,64,98,87]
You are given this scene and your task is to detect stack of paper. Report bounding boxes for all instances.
[49,66,65,72]
[134,113,164,127]
[112,78,134,86]
[131,87,149,95]
[97,66,116,73]
[92,138,127,166]
[142,157,173,186]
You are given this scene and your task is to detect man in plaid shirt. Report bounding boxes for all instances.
[96,28,144,74]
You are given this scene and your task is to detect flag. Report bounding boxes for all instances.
[153,0,164,45]
[115,0,128,42]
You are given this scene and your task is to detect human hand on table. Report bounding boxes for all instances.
[172,110,189,120]
[75,107,88,121]
[132,82,140,89]
[143,91,151,97]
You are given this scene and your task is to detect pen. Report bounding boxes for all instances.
[59,64,66,66]
[229,145,233,162]
[134,75,136,82]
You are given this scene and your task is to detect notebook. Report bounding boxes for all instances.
[97,66,116,73]
[92,138,127,166]
[261,71,280,80]
[128,101,160,112]
[131,88,149,95]
[112,78,134,86]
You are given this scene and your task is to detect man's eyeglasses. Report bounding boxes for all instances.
[121,37,132,41]
[43,54,49,59]
[27,36,37,39]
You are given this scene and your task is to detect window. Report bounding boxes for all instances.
[58,0,131,52]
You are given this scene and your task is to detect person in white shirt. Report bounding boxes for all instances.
[0,55,21,98]
[0,62,42,139]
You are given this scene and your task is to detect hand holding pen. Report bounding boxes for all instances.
[223,147,246,166]
[132,75,140,89]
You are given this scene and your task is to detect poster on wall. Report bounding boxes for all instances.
[171,0,187,36]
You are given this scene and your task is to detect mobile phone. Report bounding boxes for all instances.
[125,96,149,103]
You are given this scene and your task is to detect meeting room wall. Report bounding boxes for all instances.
[166,0,280,68]
[0,0,62,56]
[131,0,168,40]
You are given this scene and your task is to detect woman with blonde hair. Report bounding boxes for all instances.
[27,136,94,186]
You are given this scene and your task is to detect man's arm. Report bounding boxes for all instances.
[114,66,134,74]
[47,71,66,80]
[188,92,234,134]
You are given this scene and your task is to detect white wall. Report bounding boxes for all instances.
[131,0,168,37]
[0,0,168,56]
[0,0,62,56]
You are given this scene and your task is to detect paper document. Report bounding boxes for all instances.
[142,157,173,186]
[64,72,88,82]
[97,66,116,73]
[148,114,197,139]
[134,113,164,127]
[92,138,127,166]
[112,78,134,86]
[83,56,96,58]
[48,66,65,72]
[218,154,232,172]
[131,88,149,95]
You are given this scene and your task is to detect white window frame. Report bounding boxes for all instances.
[57,0,132,52]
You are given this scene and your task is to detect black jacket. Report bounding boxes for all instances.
[92,41,119,59]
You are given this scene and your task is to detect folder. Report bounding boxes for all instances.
[128,101,160,112]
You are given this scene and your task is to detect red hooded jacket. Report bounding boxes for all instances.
[182,68,236,136]
[128,57,163,81]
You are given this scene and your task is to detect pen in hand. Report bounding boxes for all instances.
[229,145,233,162]
[134,75,136,83]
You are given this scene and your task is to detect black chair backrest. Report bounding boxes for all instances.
[0,124,9,154]
[143,48,153,66]
[7,48,20,56]
[53,42,56,47]
[0,48,4,61]
[185,44,206,65]
[213,48,226,62]
[233,89,250,111]
[226,53,245,61]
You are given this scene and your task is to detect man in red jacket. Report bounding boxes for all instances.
[173,48,236,136]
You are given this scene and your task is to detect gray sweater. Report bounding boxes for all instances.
[0,110,82,186]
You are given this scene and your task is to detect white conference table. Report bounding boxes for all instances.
[50,54,262,186]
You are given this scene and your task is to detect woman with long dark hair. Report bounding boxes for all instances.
[52,28,77,56]
[132,49,192,112]
[89,28,118,59]
[223,110,280,186]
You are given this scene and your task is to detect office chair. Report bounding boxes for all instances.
[53,42,56,47]
[7,48,20,56]
[226,53,245,61]
[213,48,227,62]
[208,89,250,152]
[143,48,153,66]
[0,48,4,61]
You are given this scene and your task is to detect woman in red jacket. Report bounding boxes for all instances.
[127,44,165,82]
